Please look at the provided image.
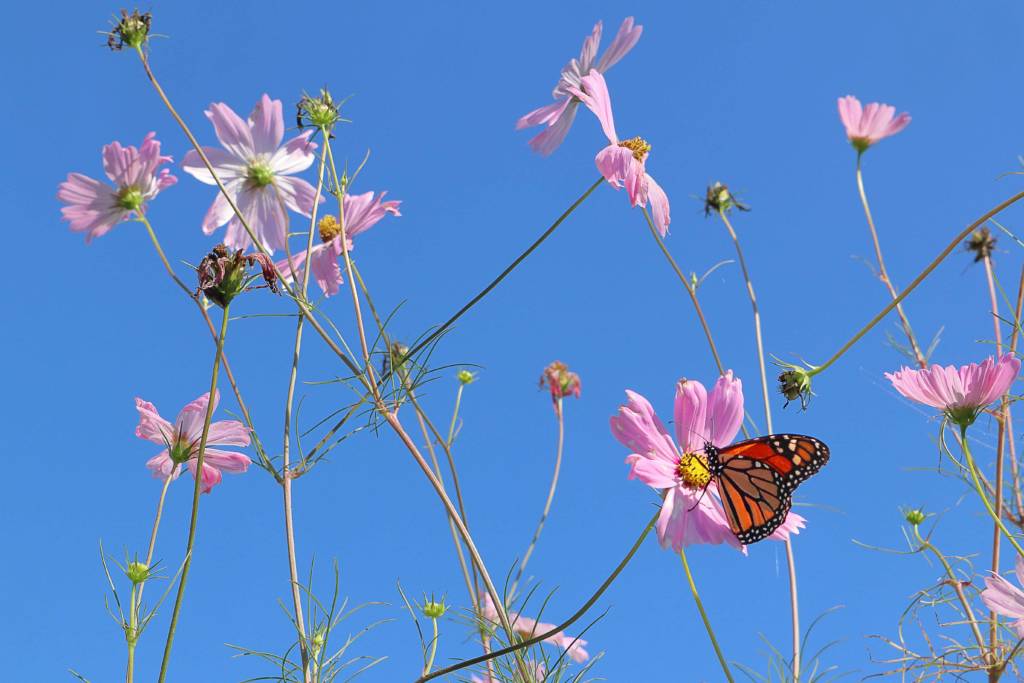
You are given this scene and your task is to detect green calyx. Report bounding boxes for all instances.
[116,186,144,211]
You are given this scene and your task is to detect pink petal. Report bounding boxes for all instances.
[596,17,642,73]
[310,240,344,297]
[181,147,247,186]
[187,459,223,494]
[200,178,245,236]
[674,379,708,453]
[570,70,618,143]
[658,486,744,552]
[207,419,251,447]
[249,94,285,155]
[344,190,402,238]
[202,448,251,473]
[767,510,806,542]
[270,131,317,176]
[516,98,570,131]
[135,397,174,445]
[276,175,321,217]
[706,370,744,447]
[646,173,671,236]
[206,102,256,161]
[577,20,602,72]
[609,390,678,465]
[594,145,633,188]
[624,453,677,489]
[146,451,180,481]
[175,391,218,443]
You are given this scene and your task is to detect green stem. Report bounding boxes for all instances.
[960,424,1024,558]
[126,583,137,683]
[416,509,658,682]
[810,187,1024,378]
[446,384,465,449]
[156,304,231,683]
[679,547,735,683]
[424,617,439,675]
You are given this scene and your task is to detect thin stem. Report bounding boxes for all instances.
[510,398,565,599]
[715,208,801,677]
[157,304,231,683]
[855,154,926,367]
[679,547,735,683]
[126,583,137,683]
[135,474,174,607]
[984,253,1007,663]
[643,208,726,376]
[960,424,1024,559]
[913,525,988,656]
[447,384,465,448]
[1007,267,1024,523]
[416,509,659,682]
[810,187,1024,377]
[423,617,439,676]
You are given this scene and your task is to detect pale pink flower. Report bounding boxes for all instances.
[611,372,805,553]
[58,132,177,242]
[885,353,1020,427]
[275,190,401,297]
[983,556,1024,638]
[517,17,642,155]
[479,592,589,664]
[182,94,320,253]
[135,390,251,493]
[568,71,670,236]
[837,95,911,152]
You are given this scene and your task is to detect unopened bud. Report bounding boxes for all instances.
[125,561,149,584]
[904,508,926,526]
[703,181,750,217]
[964,227,997,263]
[457,369,477,385]
[422,598,447,619]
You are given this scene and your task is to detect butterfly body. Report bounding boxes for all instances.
[704,434,829,545]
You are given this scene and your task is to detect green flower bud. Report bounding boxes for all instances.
[457,369,477,385]
[904,508,926,526]
[125,561,149,584]
[422,598,447,619]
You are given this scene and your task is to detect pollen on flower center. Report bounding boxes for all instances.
[677,452,711,489]
[246,162,275,188]
[116,185,144,211]
[618,136,651,161]
[318,215,341,242]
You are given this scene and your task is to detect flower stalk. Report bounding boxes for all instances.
[680,547,735,683]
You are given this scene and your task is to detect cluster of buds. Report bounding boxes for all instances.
[775,359,815,410]
[296,88,345,133]
[703,181,750,217]
[540,361,581,405]
[196,244,279,308]
[106,9,152,51]
[964,226,997,263]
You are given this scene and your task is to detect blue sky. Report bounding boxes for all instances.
[6,1,1024,680]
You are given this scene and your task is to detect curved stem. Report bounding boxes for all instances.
[423,617,439,676]
[135,474,174,609]
[811,187,1024,377]
[960,424,1024,559]
[679,547,735,683]
[156,304,231,683]
[416,509,658,682]
[510,398,565,599]
[855,154,926,367]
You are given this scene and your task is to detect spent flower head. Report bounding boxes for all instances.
[105,9,151,51]
[540,361,581,402]
[964,226,997,263]
[703,182,750,217]
[775,358,816,410]
[197,245,279,308]
[296,88,346,132]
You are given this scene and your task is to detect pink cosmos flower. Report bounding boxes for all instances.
[58,133,177,242]
[568,71,670,236]
[479,592,589,664]
[517,17,642,156]
[885,353,1020,427]
[182,94,320,253]
[837,95,911,152]
[135,390,251,493]
[275,190,401,297]
[610,372,805,553]
[982,556,1024,638]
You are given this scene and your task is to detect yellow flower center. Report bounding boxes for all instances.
[677,452,711,490]
[318,215,341,242]
[618,136,651,161]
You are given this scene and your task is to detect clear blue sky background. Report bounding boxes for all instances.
[5,1,1024,681]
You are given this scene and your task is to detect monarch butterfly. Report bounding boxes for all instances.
[703,434,830,544]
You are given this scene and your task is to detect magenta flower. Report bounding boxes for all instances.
[479,592,589,664]
[517,17,642,156]
[983,556,1024,638]
[837,95,911,152]
[275,190,401,297]
[135,390,251,493]
[58,133,177,242]
[885,353,1020,428]
[182,94,320,253]
[610,372,804,552]
[569,71,670,236]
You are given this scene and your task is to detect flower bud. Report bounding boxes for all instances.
[106,9,152,51]
[964,227,997,263]
[904,508,926,526]
[310,626,327,655]
[539,361,581,402]
[456,369,477,385]
[422,597,447,619]
[196,245,279,308]
[703,182,750,217]
[125,560,149,584]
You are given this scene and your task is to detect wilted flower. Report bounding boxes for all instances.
[135,390,252,494]
[569,71,670,236]
[296,88,344,131]
[479,593,589,664]
[837,95,911,153]
[610,372,805,552]
[182,94,320,253]
[776,359,815,410]
[964,226,997,263]
[539,361,581,403]
[982,556,1024,638]
[196,244,279,308]
[517,17,642,155]
[885,353,1020,428]
[703,182,750,217]
[106,9,152,51]
[58,133,177,242]
[275,190,401,297]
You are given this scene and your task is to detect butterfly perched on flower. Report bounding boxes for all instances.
[703,434,829,544]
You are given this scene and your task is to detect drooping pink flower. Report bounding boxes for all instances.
[982,556,1024,638]
[58,133,177,242]
[182,94,320,253]
[275,190,401,297]
[569,71,670,236]
[610,372,805,553]
[885,353,1020,428]
[479,592,589,664]
[135,390,251,493]
[517,17,642,156]
[837,95,911,152]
